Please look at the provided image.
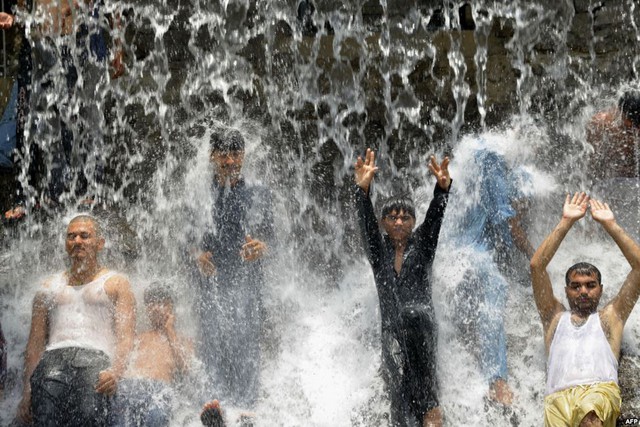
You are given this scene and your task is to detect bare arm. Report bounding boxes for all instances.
[17,291,49,423]
[98,275,135,394]
[591,199,640,323]
[108,275,135,376]
[530,193,588,327]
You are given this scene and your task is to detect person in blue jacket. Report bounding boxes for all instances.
[451,145,534,407]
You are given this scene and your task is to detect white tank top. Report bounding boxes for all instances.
[44,270,118,360]
[546,311,618,395]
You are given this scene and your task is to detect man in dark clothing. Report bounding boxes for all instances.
[354,148,451,427]
[194,129,273,410]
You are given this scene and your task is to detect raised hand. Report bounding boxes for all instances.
[428,155,451,191]
[562,192,589,221]
[355,148,379,193]
[590,198,615,224]
[0,12,14,30]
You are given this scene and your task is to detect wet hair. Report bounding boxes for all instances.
[380,196,416,220]
[618,91,640,128]
[144,284,175,306]
[210,129,245,153]
[68,214,102,237]
[565,262,602,286]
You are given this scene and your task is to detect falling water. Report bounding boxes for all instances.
[1,0,640,425]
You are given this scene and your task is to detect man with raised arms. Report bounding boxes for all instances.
[530,192,640,427]
[17,215,135,425]
[354,148,451,427]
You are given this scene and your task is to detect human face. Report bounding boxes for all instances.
[65,219,104,264]
[565,272,602,315]
[146,301,172,329]
[381,209,415,243]
[210,149,244,183]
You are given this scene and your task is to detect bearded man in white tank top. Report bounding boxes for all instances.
[530,192,640,427]
[16,215,136,426]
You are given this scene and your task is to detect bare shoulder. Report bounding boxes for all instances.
[104,272,130,287]
[34,272,63,304]
[544,310,565,349]
[39,271,64,290]
[103,272,133,296]
[599,305,624,333]
[599,306,624,358]
[40,275,55,290]
[542,300,565,330]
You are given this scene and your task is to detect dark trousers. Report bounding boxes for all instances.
[197,277,262,408]
[30,347,111,427]
[383,305,439,427]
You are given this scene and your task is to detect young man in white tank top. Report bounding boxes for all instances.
[530,193,640,427]
[16,215,135,426]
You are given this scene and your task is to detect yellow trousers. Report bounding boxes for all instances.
[544,382,621,427]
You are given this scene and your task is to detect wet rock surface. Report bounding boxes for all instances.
[619,354,640,423]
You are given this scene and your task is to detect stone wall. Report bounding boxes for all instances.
[134,0,640,151]
[1,0,639,203]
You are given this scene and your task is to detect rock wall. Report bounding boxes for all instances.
[0,0,639,217]
[123,0,640,163]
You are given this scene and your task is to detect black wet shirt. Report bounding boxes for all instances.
[201,178,274,291]
[355,183,449,337]
[197,178,274,406]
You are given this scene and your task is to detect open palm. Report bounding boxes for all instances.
[562,192,589,221]
[428,155,451,190]
[0,13,14,30]
[355,148,378,193]
[590,199,615,224]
